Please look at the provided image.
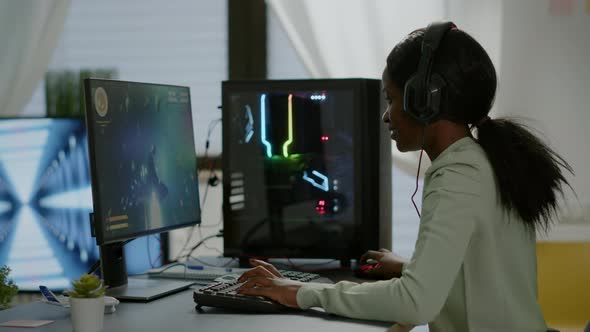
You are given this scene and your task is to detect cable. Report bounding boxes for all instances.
[87,260,101,276]
[174,117,222,261]
[411,149,424,218]
[411,130,427,218]
[147,235,162,268]
[199,205,223,228]
[148,235,153,268]
[198,212,224,255]
[149,262,186,275]
[181,231,223,262]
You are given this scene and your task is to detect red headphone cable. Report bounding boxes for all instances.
[411,149,424,218]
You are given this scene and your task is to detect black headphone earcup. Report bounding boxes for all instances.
[403,75,420,121]
[403,73,446,124]
[427,73,446,118]
[401,21,454,125]
[404,75,428,124]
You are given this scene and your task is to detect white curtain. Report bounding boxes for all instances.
[266,0,505,175]
[0,0,70,116]
[267,0,447,174]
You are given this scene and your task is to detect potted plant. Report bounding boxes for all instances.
[0,265,18,310]
[65,274,108,332]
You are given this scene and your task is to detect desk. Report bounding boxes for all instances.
[0,285,394,332]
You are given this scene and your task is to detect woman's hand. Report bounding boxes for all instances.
[237,259,303,309]
[359,248,408,279]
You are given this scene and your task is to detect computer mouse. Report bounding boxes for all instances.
[353,261,382,279]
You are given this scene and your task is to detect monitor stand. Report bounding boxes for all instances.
[105,277,193,302]
[100,242,194,302]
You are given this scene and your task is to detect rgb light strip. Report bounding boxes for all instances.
[260,94,273,158]
[302,170,329,192]
[282,94,293,157]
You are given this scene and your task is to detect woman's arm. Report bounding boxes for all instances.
[296,167,480,324]
[239,165,480,325]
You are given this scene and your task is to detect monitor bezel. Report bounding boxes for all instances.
[221,78,386,261]
[83,78,201,246]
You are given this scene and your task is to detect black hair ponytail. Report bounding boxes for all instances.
[476,118,573,232]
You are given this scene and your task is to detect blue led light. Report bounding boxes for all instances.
[260,94,273,157]
[302,170,329,192]
[244,105,254,143]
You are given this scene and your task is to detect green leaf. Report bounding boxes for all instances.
[0,265,19,310]
[65,274,107,299]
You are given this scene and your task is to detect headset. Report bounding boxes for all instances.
[403,21,456,124]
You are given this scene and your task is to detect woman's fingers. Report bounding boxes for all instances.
[237,265,275,282]
[248,259,284,278]
[238,284,272,298]
[359,250,383,264]
[238,276,273,291]
[237,277,303,309]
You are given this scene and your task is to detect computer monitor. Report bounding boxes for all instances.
[222,79,391,267]
[0,117,94,291]
[84,79,201,301]
[0,117,162,292]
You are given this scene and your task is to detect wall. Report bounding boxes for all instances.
[446,0,503,77]
[496,1,590,327]
[497,0,590,229]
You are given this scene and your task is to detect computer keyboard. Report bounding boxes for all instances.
[193,270,325,313]
[194,280,287,313]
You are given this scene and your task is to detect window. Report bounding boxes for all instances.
[22,0,227,155]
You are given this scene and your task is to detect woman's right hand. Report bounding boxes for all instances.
[359,248,408,279]
[236,259,303,309]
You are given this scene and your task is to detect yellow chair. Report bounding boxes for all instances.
[537,242,590,331]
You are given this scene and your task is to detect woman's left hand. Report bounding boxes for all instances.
[237,259,304,309]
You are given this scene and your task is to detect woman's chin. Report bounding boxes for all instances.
[395,141,408,152]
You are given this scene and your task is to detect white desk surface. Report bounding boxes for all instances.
[0,284,394,332]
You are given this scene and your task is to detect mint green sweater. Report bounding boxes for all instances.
[296,137,547,331]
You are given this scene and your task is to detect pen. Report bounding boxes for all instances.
[187,265,204,270]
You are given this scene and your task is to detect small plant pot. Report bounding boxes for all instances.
[70,297,105,332]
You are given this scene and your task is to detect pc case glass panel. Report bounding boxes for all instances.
[226,88,355,256]
[85,80,201,244]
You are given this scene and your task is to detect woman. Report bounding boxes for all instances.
[237,22,572,331]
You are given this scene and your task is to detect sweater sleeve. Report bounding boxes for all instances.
[296,165,479,325]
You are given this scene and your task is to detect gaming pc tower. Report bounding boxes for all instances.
[222,79,392,266]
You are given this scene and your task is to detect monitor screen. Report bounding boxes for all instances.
[85,79,201,245]
[0,118,93,290]
[222,79,390,261]
[0,117,164,291]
